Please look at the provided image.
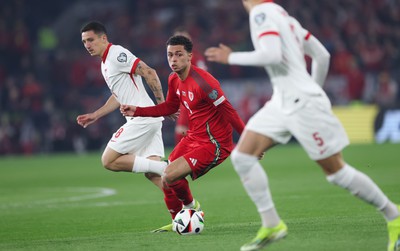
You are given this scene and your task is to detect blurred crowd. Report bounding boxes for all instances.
[0,0,399,155]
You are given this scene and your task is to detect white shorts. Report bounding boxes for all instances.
[246,94,349,160]
[107,121,164,158]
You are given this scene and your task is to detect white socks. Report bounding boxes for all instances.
[327,164,399,221]
[132,156,167,176]
[231,149,280,227]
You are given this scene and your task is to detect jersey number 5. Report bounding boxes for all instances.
[312,132,324,147]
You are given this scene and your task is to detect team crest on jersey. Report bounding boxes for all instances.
[208,89,218,100]
[117,52,127,62]
[188,91,194,101]
[255,13,266,25]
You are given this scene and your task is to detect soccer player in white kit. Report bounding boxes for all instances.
[77,21,169,191]
[205,1,400,250]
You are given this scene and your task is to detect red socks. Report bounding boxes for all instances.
[162,178,193,219]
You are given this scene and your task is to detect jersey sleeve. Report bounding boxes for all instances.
[228,8,282,66]
[216,100,245,135]
[197,72,245,134]
[195,72,227,107]
[293,17,330,86]
[251,9,280,40]
[109,47,140,76]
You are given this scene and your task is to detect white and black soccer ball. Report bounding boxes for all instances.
[172,209,204,235]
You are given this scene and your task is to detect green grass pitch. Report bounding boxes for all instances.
[1,143,399,251]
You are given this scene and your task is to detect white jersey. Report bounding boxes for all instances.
[241,2,348,159]
[101,44,164,124]
[249,2,324,103]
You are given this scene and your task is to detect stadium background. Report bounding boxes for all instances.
[0,0,399,155]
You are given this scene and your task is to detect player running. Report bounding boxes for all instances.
[120,35,245,232]
[77,21,171,194]
[205,0,400,250]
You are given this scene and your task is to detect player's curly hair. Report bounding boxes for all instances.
[166,35,193,53]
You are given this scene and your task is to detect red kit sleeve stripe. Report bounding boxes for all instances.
[131,58,140,73]
[304,32,311,40]
[258,31,280,39]
[129,58,141,90]
[101,43,112,63]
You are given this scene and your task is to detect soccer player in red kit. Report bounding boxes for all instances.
[172,28,208,144]
[121,35,245,232]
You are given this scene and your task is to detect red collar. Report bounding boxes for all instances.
[102,43,112,63]
[262,0,274,3]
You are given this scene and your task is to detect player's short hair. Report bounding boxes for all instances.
[80,21,107,35]
[166,35,193,53]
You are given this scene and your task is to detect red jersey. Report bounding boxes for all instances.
[135,65,244,145]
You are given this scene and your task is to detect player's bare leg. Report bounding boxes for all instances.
[232,130,287,251]
[318,153,400,251]
[144,173,163,190]
[101,147,134,172]
[162,157,192,185]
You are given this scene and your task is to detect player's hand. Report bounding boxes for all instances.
[258,152,265,160]
[204,43,232,64]
[167,109,180,121]
[120,105,137,117]
[76,113,97,128]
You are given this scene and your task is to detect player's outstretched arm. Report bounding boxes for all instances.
[205,36,282,67]
[76,113,97,128]
[135,60,165,104]
[204,43,232,64]
[77,95,119,128]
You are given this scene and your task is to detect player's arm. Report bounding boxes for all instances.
[229,33,282,66]
[216,99,245,135]
[121,80,180,117]
[134,98,178,117]
[205,23,282,66]
[134,60,165,104]
[202,76,245,134]
[303,32,330,87]
[77,95,119,128]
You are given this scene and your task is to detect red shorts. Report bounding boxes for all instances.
[169,136,233,180]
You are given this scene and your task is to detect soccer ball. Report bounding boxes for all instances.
[172,209,204,235]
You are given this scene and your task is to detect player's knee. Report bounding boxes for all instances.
[231,149,258,175]
[144,172,159,180]
[101,155,115,171]
[162,174,175,185]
